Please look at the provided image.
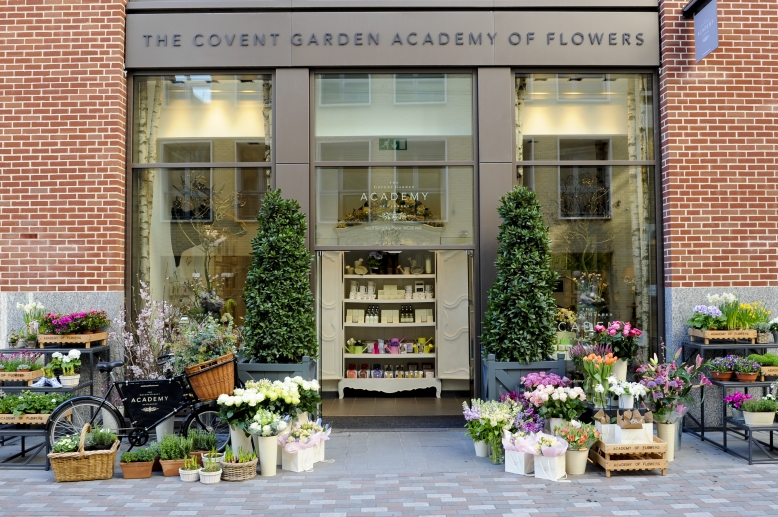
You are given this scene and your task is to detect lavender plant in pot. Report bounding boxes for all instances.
[734,357,761,383]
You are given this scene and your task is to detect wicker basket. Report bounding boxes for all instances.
[48,424,119,482]
[220,457,258,481]
[185,352,235,401]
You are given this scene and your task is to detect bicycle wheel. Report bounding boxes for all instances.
[48,398,123,447]
[183,406,230,452]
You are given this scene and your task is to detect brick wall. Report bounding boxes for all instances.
[0,0,127,292]
[660,0,778,288]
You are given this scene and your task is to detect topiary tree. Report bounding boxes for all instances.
[243,189,318,363]
[480,186,558,363]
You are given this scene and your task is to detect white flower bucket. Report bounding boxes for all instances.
[59,375,80,387]
[565,449,588,475]
[255,435,278,476]
[612,359,628,382]
[155,418,175,442]
[618,395,635,409]
[474,440,488,457]
[230,425,253,454]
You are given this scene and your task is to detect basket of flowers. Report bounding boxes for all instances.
[219,445,258,482]
[48,424,119,482]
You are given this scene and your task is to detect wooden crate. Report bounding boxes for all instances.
[0,414,50,425]
[36,331,108,349]
[0,370,44,385]
[589,436,668,478]
[688,328,756,344]
[759,366,778,381]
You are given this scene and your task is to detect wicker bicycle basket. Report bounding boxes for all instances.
[48,423,119,482]
[220,457,258,481]
[185,351,235,401]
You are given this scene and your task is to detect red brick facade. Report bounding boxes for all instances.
[660,0,778,288]
[0,0,127,292]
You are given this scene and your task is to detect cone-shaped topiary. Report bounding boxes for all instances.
[480,186,558,363]
[243,189,318,363]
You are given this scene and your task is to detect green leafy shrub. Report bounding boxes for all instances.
[480,186,557,363]
[120,446,157,463]
[0,391,70,417]
[159,434,188,460]
[53,434,80,453]
[188,429,217,452]
[741,398,778,413]
[181,456,199,471]
[748,353,778,367]
[84,426,117,451]
[243,189,317,363]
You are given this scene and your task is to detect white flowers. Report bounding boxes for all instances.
[245,378,302,406]
[707,292,737,305]
[607,378,646,398]
[595,384,605,393]
[17,301,44,314]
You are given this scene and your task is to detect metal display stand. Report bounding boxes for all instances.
[0,344,110,470]
[681,340,778,463]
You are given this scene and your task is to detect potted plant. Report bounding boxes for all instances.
[16,363,30,373]
[84,426,118,451]
[581,353,618,408]
[188,429,217,467]
[202,446,224,469]
[53,349,82,387]
[709,355,738,381]
[557,420,601,475]
[15,300,45,347]
[242,190,318,378]
[220,444,258,481]
[247,408,289,476]
[198,460,222,484]
[159,434,193,476]
[608,380,648,409]
[525,385,586,434]
[480,187,560,398]
[179,456,201,482]
[734,357,760,382]
[462,399,489,456]
[686,304,726,332]
[592,321,643,381]
[740,398,777,426]
[723,391,752,420]
[119,446,157,479]
[755,322,772,344]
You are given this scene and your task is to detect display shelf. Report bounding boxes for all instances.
[344,322,435,327]
[344,299,435,304]
[0,381,92,393]
[337,378,441,398]
[344,353,436,359]
[344,274,435,279]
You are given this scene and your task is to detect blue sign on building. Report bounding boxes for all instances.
[695,0,719,62]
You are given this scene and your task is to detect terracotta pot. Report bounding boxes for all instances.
[120,461,154,479]
[736,372,758,382]
[711,371,733,381]
[159,458,186,477]
[152,457,162,471]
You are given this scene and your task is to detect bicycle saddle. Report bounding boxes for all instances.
[97,360,124,373]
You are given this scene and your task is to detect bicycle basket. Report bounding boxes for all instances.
[185,351,235,401]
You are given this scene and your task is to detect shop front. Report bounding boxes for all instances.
[124,1,661,414]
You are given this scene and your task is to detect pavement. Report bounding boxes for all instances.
[0,429,776,516]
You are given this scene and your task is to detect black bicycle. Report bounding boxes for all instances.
[46,358,231,450]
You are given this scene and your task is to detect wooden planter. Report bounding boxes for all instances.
[0,370,44,385]
[237,356,316,384]
[759,366,778,381]
[482,353,567,401]
[0,414,50,425]
[36,331,108,349]
[688,328,756,344]
[589,436,668,478]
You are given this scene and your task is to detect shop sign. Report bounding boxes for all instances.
[378,139,407,151]
[125,11,659,68]
[694,0,718,62]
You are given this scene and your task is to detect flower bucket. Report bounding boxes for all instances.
[230,425,253,454]
[655,422,676,461]
[618,395,634,409]
[612,359,628,382]
[255,435,278,476]
[565,449,589,475]
[59,375,80,387]
[473,440,488,457]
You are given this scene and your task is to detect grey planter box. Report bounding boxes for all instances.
[237,356,317,384]
[482,353,567,401]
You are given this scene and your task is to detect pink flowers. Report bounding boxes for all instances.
[592,321,643,362]
[520,372,571,390]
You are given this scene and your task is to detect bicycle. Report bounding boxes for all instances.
[46,356,233,450]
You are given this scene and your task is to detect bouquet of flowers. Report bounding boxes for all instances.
[569,343,612,376]
[686,305,726,331]
[581,352,618,407]
[528,433,568,457]
[592,321,642,363]
[50,349,82,376]
[462,399,488,442]
[16,300,45,337]
[636,348,712,423]
[524,385,587,421]
[608,379,647,400]
[723,391,752,409]
[245,378,301,416]
[511,399,546,434]
[520,372,571,390]
[286,376,321,416]
[555,420,601,451]
[217,387,266,435]
[248,408,289,437]
[462,399,518,464]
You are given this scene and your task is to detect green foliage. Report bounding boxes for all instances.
[53,434,80,453]
[480,187,558,363]
[755,322,771,333]
[121,446,157,463]
[0,391,70,417]
[181,456,199,471]
[741,398,778,413]
[159,434,188,460]
[85,426,117,450]
[188,428,217,451]
[243,189,318,363]
[201,463,221,473]
[171,316,240,375]
[748,354,778,367]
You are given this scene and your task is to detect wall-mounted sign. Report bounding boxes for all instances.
[125,11,660,68]
[379,138,408,151]
[694,0,718,62]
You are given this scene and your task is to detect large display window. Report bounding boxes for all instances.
[314,73,475,247]
[130,74,272,320]
[515,73,658,357]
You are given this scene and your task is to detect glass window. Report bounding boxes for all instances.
[314,72,475,247]
[516,73,658,358]
[315,73,473,163]
[131,74,272,322]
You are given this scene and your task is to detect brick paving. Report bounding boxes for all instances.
[0,430,775,516]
